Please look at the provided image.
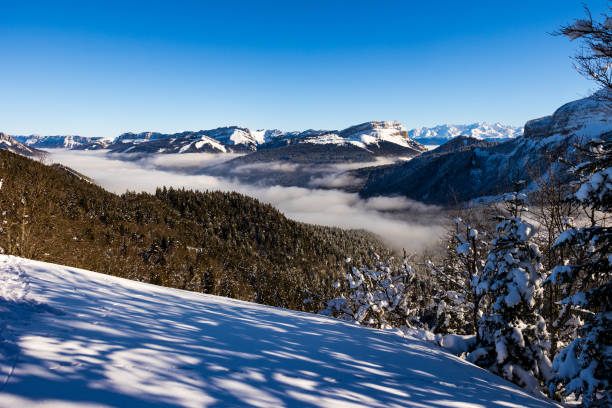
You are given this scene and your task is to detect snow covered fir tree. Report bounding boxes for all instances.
[425,215,488,336]
[545,9,612,406]
[546,137,611,407]
[467,187,551,393]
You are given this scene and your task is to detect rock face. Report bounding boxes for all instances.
[522,117,552,139]
[358,94,612,205]
[523,92,612,141]
[0,133,46,158]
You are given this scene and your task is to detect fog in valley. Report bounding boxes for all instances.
[47,149,446,252]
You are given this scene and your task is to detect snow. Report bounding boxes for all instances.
[438,334,476,356]
[194,137,227,153]
[304,133,350,146]
[178,142,193,153]
[302,122,421,151]
[408,123,523,145]
[456,243,471,255]
[554,229,576,247]
[227,129,255,146]
[573,167,612,203]
[0,255,560,408]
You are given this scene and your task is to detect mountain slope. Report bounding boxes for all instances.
[110,127,260,153]
[109,122,426,157]
[359,94,612,204]
[18,121,425,159]
[196,122,425,188]
[0,133,46,158]
[0,255,558,408]
[0,149,388,311]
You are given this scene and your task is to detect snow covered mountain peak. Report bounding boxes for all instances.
[0,133,45,158]
[408,122,523,145]
[14,134,106,149]
[524,92,612,142]
[301,120,423,151]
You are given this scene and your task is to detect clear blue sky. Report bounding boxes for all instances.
[0,1,608,137]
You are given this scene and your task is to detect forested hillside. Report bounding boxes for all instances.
[0,149,391,311]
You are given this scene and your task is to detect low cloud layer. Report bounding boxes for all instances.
[308,173,365,188]
[47,149,445,252]
[231,162,301,174]
[322,156,411,172]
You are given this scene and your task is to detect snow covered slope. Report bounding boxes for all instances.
[523,91,612,142]
[0,255,557,408]
[408,122,523,146]
[0,133,46,158]
[111,127,296,153]
[360,93,612,203]
[13,135,110,150]
[304,121,423,151]
[28,122,424,157]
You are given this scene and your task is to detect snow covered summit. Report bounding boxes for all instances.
[0,255,558,407]
[0,133,45,158]
[13,135,109,150]
[408,122,523,146]
[303,121,423,150]
[524,91,612,142]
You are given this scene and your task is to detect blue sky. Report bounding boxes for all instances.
[0,1,608,137]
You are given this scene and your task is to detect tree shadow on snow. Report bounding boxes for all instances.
[0,261,558,408]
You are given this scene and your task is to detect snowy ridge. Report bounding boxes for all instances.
[408,122,523,145]
[524,92,612,143]
[178,135,227,153]
[11,121,425,155]
[111,122,424,154]
[0,133,45,158]
[0,255,558,407]
[360,93,612,203]
[302,121,422,150]
[13,135,109,150]
[114,127,284,151]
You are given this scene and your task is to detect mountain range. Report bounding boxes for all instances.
[11,121,521,154]
[0,132,46,158]
[357,92,612,204]
[408,122,523,145]
[3,93,611,205]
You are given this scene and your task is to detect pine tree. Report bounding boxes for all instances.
[469,187,551,394]
[547,138,611,407]
[426,214,489,336]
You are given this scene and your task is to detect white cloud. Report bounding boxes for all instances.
[321,157,407,172]
[231,162,300,174]
[46,149,445,252]
[308,173,365,188]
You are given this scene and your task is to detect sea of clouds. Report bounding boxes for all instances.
[46,149,445,252]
